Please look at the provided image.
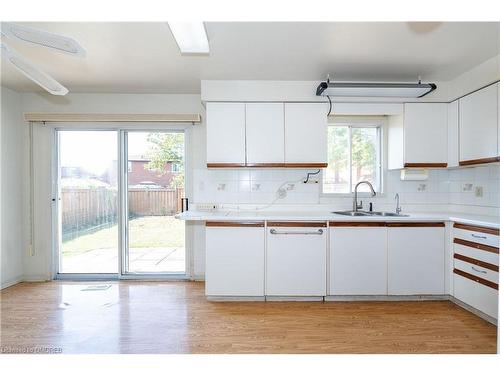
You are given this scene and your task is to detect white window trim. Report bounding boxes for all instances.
[321,116,386,197]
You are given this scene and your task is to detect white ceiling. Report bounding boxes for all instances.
[1,22,499,94]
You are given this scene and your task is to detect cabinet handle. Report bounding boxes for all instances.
[471,266,487,274]
[471,233,487,239]
[269,228,324,235]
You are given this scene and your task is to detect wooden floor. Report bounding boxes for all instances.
[0,281,497,354]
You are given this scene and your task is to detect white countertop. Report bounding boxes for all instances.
[176,210,500,229]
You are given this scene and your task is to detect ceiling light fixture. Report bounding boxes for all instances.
[168,22,209,55]
[1,43,69,95]
[1,22,86,57]
[316,81,436,98]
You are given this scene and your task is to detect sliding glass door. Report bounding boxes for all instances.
[124,131,186,274]
[57,130,119,274]
[55,128,186,277]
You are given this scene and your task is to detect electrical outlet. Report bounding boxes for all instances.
[462,183,473,192]
[196,203,219,211]
[417,183,427,192]
[251,183,261,191]
[475,186,484,197]
[217,183,226,191]
[277,188,287,199]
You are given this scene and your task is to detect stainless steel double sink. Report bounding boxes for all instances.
[332,210,409,217]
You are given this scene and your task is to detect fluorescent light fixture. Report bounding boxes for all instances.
[168,22,209,54]
[316,81,436,98]
[1,22,85,57]
[1,43,68,95]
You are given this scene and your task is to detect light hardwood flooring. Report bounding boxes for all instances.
[0,281,497,354]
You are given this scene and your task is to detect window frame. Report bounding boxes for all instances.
[171,162,182,173]
[321,117,385,197]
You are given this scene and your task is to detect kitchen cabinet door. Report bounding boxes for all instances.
[206,102,246,165]
[447,100,459,168]
[459,84,498,164]
[266,223,327,296]
[403,103,448,167]
[498,83,500,156]
[246,103,284,164]
[284,103,328,165]
[329,225,388,295]
[205,223,265,296]
[388,224,445,295]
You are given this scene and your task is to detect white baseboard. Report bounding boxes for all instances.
[1,276,24,290]
[449,296,498,326]
[325,295,449,301]
[266,296,324,301]
[22,275,50,282]
[207,296,265,301]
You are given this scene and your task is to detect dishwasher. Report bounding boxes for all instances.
[266,221,327,296]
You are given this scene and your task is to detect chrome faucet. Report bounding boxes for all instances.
[353,181,376,212]
[395,193,402,214]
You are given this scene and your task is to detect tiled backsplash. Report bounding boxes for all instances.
[192,165,500,210]
[193,169,321,205]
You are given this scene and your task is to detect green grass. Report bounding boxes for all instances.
[62,216,184,256]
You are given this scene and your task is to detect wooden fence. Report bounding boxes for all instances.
[61,187,184,232]
[128,188,184,216]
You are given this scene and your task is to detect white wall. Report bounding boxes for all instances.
[200,53,500,104]
[1,87,29,288]
[201,80,450,103]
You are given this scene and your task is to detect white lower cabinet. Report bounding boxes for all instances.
[454,274,498,319]
[266,222,327,296]
[205,222,265,296]
[387,224,445,295]
[452,222,499,319]
[329,224,388,295]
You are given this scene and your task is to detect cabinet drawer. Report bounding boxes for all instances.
[454,258,498,284]
[453,273,498,319]
[454,243,499,266]
[453,223,499,248]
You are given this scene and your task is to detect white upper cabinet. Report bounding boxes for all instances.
[498,83,500,156]
[388,103,448,169]
[284,103,328,165]
[447,100,459,168]
[403,103,448,167]
[459,83,498,164]
[206,102,246,165]
[245,103,284,165]
[206,101,328,167]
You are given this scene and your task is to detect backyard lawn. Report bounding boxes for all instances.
[62,215,184,256]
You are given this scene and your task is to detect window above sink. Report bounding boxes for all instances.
[323,116,383,196]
